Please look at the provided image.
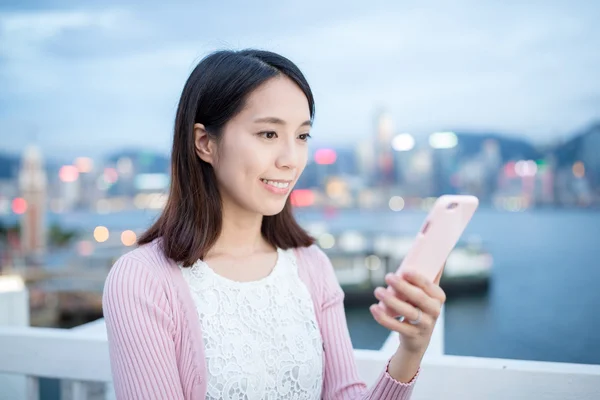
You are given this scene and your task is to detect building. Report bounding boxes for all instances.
[18,145,47,264]
[373,110,395,186]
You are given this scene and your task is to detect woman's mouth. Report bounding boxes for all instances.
[260,179,290,189]
[260,178,292,194]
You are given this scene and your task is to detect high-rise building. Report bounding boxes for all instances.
[18,145,47,264]
[431,148,458,196]
[579,126,600,192]
[374,110,395,186]
[355,139,375,185]
[480,139,502,201]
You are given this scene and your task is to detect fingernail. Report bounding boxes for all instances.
[385,273,397,282]
[370,304,379,314]
[375,287,386,298]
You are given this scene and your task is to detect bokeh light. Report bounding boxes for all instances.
[429,132,458,149]
[365,255,382,271]
[74,157,93,173]
[121,230,137,246]
[389,196,405,211]
[93,226,109,242]
[290,189,315,207]
[59,165,79,182]
[104,167,119,184]
[392,133,415,152]
[12,198,27,214]
[573,161,585,178]
[314,149,337,165]
[515,160,537,177]
[318,233,335,249]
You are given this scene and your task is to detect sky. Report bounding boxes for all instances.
[1,0,599,161]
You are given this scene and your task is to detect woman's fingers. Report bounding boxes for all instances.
[402,271,447,304]
[374,287,421,322]
[371,270,447,352]
[369,303,419,336]
[384,273,444,319]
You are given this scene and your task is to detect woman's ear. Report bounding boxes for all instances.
[194,123,216,164]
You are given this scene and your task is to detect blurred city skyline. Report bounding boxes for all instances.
[2,0,600,159]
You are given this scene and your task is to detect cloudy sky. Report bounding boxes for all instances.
[1,0,599,160]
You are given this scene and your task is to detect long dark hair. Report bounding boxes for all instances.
[138,49,315,267]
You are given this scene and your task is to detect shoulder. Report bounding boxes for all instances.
[103,238,175,306]
[110,238,173,276]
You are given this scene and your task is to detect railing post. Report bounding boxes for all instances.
[0,275,30,400]
[26,376,39,400]
[104,382,116,400]
[70,381,88,400]
[425,304,445,360]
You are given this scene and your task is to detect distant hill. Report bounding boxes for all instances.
[551,122,600,167]
[454,132,542,162]
[105,148,170,174]
[0,152,19,179]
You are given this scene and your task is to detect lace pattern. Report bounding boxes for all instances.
[180,248,324,400]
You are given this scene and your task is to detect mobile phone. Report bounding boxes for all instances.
[378,195,479,311]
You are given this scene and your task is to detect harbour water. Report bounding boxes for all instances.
[303,208,600,366]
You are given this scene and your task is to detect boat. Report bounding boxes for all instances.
[301,225,493,305]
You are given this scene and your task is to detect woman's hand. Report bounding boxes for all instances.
[370,267,447,356]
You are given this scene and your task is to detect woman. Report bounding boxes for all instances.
[102,49,446,400]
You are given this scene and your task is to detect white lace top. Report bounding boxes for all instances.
[179,248,324,400]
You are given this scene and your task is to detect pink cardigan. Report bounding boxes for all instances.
[102,238,418,399]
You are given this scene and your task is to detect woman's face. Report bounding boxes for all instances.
[206,76,312,217]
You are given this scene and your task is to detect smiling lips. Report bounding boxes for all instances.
[260,178,292,194]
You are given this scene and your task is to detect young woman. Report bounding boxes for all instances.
[103,49,446,400]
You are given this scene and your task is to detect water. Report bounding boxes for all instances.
[296,208,600,365]
[7,208,600,365]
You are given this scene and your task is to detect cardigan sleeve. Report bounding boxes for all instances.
[102,255,185,400]
[310,246,419,399]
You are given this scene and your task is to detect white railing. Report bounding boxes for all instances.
[0,317,114,400]
[1,280,600,399]
[1,314,600,399]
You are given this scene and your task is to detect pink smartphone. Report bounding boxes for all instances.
[378,195,479,311]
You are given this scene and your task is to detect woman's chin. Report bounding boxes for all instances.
[259,202,287,217]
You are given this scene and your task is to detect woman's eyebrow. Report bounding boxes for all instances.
[253,116,312,128]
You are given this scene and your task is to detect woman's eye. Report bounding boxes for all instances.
[299,133,312,141]
[259,131,277,139]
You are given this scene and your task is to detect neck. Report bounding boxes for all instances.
[208,199,269,257]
